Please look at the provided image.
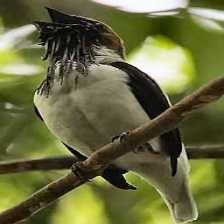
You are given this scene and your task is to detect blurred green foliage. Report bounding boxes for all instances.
[1,1,224,223]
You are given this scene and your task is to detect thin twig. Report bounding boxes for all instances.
[0,156,77,174]
[0,76,224,224]
[0,145,224,175]
[186,145,224,159]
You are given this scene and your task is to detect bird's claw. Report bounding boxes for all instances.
[133,143,159,154]
[71,161,90,182]
[112,131,130,143]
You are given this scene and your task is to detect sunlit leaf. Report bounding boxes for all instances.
[191,16,224,33]
[0,177,31,211]
[189,7,224,22]
[188,7,224,32]
[0,24,35,50]
[0,173,50,211]
[0,63,41,76]
[147,9,183,17]
[0,28,41,76]
[199,193,224,214]
[0,49,21,65]
[128,36,195,93]
[91,0,188,13]
[51,185,109,224]
[190,161,216,193]
[91,1,224,33]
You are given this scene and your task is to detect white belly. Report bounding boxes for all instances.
[34,64,162,169]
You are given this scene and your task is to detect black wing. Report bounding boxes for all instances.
[110,61,182,176]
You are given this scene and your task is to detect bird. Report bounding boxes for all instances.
[33,7,198,223]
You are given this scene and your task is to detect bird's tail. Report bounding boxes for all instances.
[132,149,198,223]
[163,178,198,223]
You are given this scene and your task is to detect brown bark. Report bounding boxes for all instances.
[0,156,78,174]
[0,145,224,175]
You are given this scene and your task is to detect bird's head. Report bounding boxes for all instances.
[34,7,125,69]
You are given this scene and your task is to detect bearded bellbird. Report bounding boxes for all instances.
[33,8,198,223]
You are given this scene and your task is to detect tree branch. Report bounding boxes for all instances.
[1,144,224,175]
[0,76,224,224]
[187,144,224,159]
[0,156,78,174]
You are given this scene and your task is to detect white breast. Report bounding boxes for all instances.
[34,64,161,168]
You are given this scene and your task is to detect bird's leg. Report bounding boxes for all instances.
[112,132,158,155]
[71,161,90,182]
[133,142,159,154]
[112,131,130,143]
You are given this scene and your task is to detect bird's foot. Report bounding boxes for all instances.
[71,161,90,182]
[133,143,159,154]
[112,131,130,143]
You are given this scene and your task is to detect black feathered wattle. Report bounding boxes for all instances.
[34,9,105,95]
[34,20,101,94]
[34,8,124,95]
[34,20,102,63]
